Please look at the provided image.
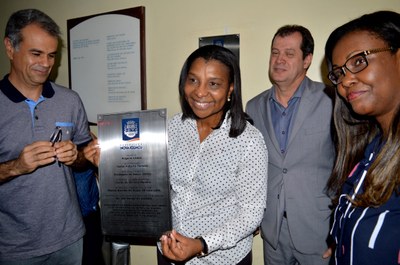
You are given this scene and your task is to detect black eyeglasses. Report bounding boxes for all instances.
[328,47,393,85]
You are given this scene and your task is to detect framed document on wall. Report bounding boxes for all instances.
[67,6,146,123]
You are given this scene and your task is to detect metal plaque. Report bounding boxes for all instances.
[97,109,171,245]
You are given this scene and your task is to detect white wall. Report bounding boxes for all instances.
[1,1,399,264]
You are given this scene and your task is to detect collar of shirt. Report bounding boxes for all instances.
[269,78,307,107]
[0,74,55,103]
[185,110,231,132]
[268,78,307,154]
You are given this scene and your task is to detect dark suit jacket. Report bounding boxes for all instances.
[246,77,335,254]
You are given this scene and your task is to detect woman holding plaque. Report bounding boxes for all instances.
[158,45,268,265]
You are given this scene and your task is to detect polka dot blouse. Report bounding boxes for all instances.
[167,113,268,264]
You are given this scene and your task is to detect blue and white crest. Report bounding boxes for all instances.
[122,118,140,141]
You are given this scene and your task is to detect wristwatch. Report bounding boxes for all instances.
[195,236,208,257]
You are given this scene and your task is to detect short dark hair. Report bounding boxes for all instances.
[5,9,61,49]
[179,45,248,138]
[272,25,314,59]
[325,10,400,70]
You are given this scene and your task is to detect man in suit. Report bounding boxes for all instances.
[246,25,334,265]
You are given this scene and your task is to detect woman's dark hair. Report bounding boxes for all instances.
[325,10,400,207]
[179,45,248,138]
[5,9,61,49]
[325,10,400,70]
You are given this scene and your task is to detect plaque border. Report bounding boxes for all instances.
[97,109,171,246]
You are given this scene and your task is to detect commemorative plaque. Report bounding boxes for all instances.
[97,109,171,245]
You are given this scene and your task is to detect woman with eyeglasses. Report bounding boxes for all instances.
[324,10,400,265]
